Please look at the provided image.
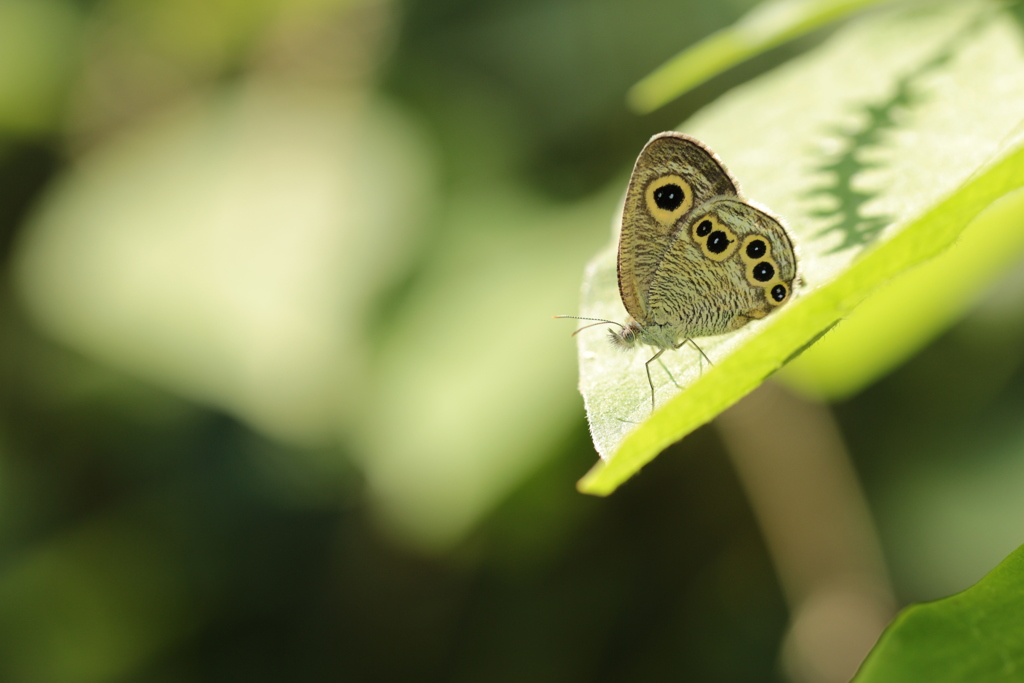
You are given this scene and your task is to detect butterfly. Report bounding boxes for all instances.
[560,132,798,412]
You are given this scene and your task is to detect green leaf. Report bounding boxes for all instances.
[852,543,1024,682]
[627,0,896,114]
[780,187,1024,399]
[576,0,1024,495]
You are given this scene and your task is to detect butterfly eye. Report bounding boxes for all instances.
[696,220,712,237]
[771,284,788,302]
[752,261,775,282]
[745,239,767,259]
[653,184,684,211]
[706,231,732,254]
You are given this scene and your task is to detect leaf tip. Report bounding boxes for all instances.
[576,460,613,496]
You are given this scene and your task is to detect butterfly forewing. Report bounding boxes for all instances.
[617,133,739,323]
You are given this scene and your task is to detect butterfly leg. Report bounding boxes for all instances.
[657,358,682,390]
[676,338,713,375]
[645,348,666,412]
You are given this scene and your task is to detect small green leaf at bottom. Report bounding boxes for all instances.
[853,543,1024,682]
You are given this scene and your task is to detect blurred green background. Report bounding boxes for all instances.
[1,0,1024,681]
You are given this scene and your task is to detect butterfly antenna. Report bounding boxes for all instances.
[553,315,625,337]
[568,321,618,337]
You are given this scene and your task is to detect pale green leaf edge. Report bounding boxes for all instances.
[627,0,897,114]
[852,543,1024,682]
[578,141,1024,495]
[779,188,1024,400]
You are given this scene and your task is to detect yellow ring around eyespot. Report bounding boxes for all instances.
[645,174,694,226]
[739,234,772,262]
[764,280,789,306]
[696,218,738,262]
[739,235,788,304]
[745,255,779,288]
[691,213,712,242]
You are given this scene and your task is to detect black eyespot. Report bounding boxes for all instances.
[746,239,767,259]
[695,220,712,237]
[707,230,731,254]
[753,261,775,282]
[653,183,684,211]
[771,284,787,302]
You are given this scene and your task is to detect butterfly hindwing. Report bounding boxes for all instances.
[644,198,797,337]
[616,133,739,322]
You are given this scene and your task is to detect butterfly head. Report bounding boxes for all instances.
[609,321,643,350]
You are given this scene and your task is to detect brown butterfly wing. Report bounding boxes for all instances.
[643,198,798,338]
[616,132,739,323]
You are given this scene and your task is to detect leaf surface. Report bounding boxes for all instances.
[628,0,896,113]
[577,1,1024,494]
[852,543,1024,682]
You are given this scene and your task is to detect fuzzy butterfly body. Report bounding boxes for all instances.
[610,132,798,409]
